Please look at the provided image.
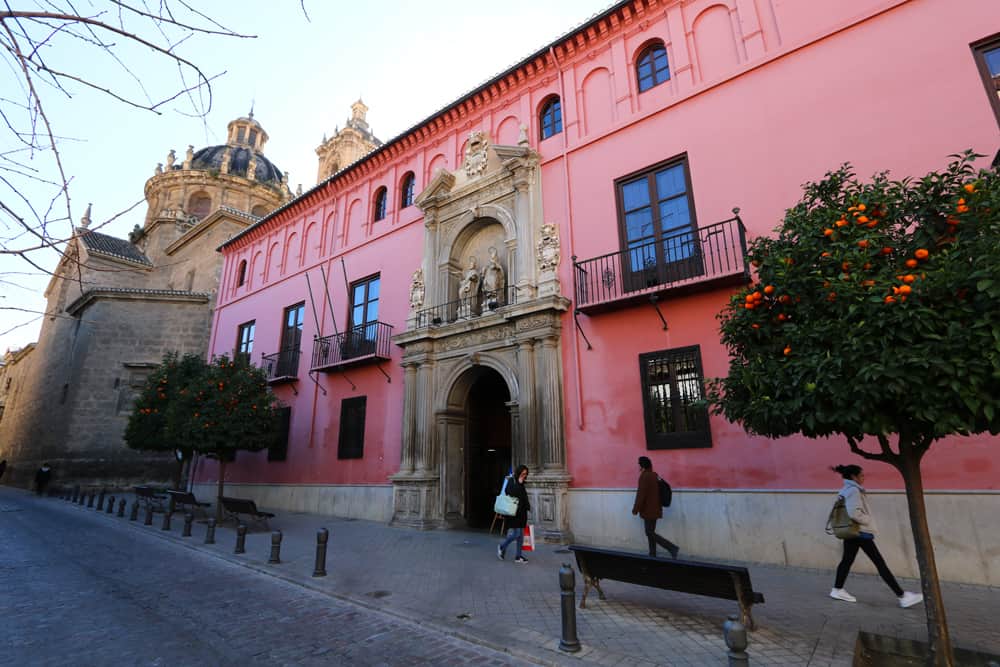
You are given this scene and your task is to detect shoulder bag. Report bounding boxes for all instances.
[826,495,860,539]
[494,476,519,517]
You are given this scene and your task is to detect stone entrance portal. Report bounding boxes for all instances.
[391,130,572,541]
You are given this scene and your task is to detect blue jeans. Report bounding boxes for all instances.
[499,527,524,558]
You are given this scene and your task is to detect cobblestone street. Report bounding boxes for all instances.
[0,491,526,666]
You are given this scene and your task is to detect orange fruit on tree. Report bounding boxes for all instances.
[863,262,872,270]
[964,183,976,193]
[783,346,792,356]
[779,294,792,304]
[857,203,866,211]
[751,323,760,329]
[902,274,915,284]
[884,295,896,304]
[898,284,912,295]
[824,228,834,237]
[857,240,869,249]
[881,247,892,255]
[856,215,869,224]
[777,313,788,322]
[821,251,831,258]
[905,258,919,268]
[764,285,775,295]
[915,248,929,260]
[835,219,848,228]
[862,280,876,287]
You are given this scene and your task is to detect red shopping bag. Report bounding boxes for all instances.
[522,524,535,552]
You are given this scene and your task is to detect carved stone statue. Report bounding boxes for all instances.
[154,163,163,175]
[220,148,231,175]
[183,145,194,169]
[458,255,480,300]
[409,268,425,310]
[537,223,561,272]
[166,149,176,168]
[481,247,505,308]
[247,153,258,181]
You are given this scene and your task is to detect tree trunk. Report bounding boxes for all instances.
[215,458,226,523]
[896,440,954,666]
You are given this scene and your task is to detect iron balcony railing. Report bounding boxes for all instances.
[310,321,394,371]
[413,284,518,328]
[573,213,748,312]
[262,346,300,382]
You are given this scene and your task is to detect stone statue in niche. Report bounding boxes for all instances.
[481,246,506,309]
[457,255,480,319]
[463,131,489,178]
[537,223,561,272]
[409,268,425,310]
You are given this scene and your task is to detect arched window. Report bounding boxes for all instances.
[636,42,670,92]
[539,96,562,140]
[400,172,415,208]
[188,192,212,220]
[236,259,247,287]
[373,186,387,222]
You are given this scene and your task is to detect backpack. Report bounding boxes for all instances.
[825,495,860,539]
[657,475,672,507]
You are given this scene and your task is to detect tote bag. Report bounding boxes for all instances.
[494,476,519,517]
[825,495,860,539]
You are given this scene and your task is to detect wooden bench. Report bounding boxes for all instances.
[167,490,211,516]
[220,496,275,529]
[134,485,168,512]
[569,545,765,630]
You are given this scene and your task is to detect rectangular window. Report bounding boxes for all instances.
[616,156,704,291]
[345,275,380,358]
[236,320,255,360]
[639,346,711,449]
[337,396,367,459]
[268,406,291,462]
[973,34,1000,129]
[277,303,305,377]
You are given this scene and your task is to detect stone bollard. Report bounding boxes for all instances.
[182,513,193,537]
[96,490,106,512]
[313,528,329,577]
[144,505,153,525]
[234,524,247,554]
[268,531,282,564]
[129,501,139,521]
[117,498,126,517]
[723,615,750,667]
[204,518,216,544]
[87,493,95,508]
[161,511,172,531]
[106,495,115,514]
[558,563,581,653]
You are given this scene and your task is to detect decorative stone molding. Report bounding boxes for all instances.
[409,268,425,310]
[463,131,489,178]
[536,223,560,272]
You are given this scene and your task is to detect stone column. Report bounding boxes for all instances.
[537,334,565,470]
[399,362,418,474]
[414,360,435,472]
[511,168,536,298]
[516,338,539,470]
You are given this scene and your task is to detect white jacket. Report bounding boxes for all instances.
[839,479,877,535]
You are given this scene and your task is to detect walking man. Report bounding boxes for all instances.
[632,456,679,559]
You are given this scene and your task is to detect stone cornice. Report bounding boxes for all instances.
[66,288,211,316]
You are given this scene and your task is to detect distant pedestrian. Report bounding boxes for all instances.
[496,465,531,564]
[0,459,7,481]
[34,462,51,495]
[829,464,922,608]
[632,456,679,559]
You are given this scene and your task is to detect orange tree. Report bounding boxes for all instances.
[127,353,281,517]
[708,152,999,666]
[125,352,205,488]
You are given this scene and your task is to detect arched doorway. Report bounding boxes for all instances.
[465,368,511,528]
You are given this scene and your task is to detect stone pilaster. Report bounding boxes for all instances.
[537,334,565,470]
[399,362,417,473]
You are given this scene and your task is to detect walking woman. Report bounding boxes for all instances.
[497,465,531,564]
[829,464,922,608]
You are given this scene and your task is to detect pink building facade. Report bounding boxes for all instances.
[199,0,1000,584]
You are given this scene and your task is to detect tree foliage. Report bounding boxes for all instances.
[125,352,280,462]
[709,152,1000,446]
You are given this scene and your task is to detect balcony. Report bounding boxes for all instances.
[310,321,394,371]
[413,284,519,328]
[573,213,749,314]
[262,347,300,384]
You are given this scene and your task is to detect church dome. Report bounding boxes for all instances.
[177,113,284,186]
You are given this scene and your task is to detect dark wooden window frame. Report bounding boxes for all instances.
[972,33,1000,130]
[236,320,255,359]
[373,186,388,221]
[539,95,563,140]
[337,396,367,459]
[636,41,671,93]
[400,172,415,208]
[639,345,712,450]
[281,302,305,352]
[614,153,702,289]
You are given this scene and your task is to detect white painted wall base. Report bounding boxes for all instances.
[567,489,1000,587]
[191,483,393,523]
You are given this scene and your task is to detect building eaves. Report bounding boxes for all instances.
[78,229,152,266]
[219,0,624,251]
[66,287,211,316]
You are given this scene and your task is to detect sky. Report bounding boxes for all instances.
[0,0,614,353]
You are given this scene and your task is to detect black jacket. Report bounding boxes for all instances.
[504,477,531,529]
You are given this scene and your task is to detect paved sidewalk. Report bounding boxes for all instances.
[33,489,1000,666]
